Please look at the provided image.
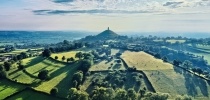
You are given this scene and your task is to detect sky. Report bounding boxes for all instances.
[0,0,210,32]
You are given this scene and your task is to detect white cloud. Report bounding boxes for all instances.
[0,0,210,32]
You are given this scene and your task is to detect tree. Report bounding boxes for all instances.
[63,40,70,45]
[62,56,66,61]
[83,53,93,60]
[0,70,7,79]
[127,88,137,100]
[67,58,71,62]
[38,70,49,80]
[70,57,75,61]
[75,52,83,60]
[154,53,161,59]
[72,71,83,85]
[140,89,146,97]
[182,60,192,69]
[91,87,113,100]
[0,65,3,71]
[4,62,11,71]
[144,92,169,100]
[55,56,58,60]
[50,87,58,96]
[173,60,181,66]
[17,63,24,70]
[20,52,28,59]
[67,57,75,62]
[12,56,18,62]
[78,60,91,74]
[17,54,23,60]
[72,80,78,88]
[116,53,122,57]
[116,59,121,64]
[42,49,51,57]
[196,68,203,75]
[192,68,197,74]
[115,88,127,100]
[162,56,168,62]
[69,88,89,100]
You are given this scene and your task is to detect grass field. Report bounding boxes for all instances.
[186,44,210,65]
[166,39,186,44]
[153,39,186,44]
[194,44,210,50]
[7,55,80,98]
[90,60,126,71]
[35,62,79,97]
[7,57,45,84]
[51,51,79,62]
[5,89,63,100]
[0,79,26,100]
[0,49,28,56]
[25,58,66,76]
[121,51,210,99]
[8,70,38,84]
[111,49,120,56]
[121,51,173,70]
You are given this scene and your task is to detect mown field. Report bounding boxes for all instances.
[35,61,79,97]
[5,89,63,100]
[121,50,210,99]
[121,51,173,70]
[186,44,210,65]
[51,51,78,62]
[7,57,45,84]
[0,79,26,100]
[2,55,79,99]
[153,39,186,44]
[0,49,28,56]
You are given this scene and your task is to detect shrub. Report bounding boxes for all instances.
[144,92,169,100]
[0,71,7,79]
[50,87,58,96]
[4,62,11,71]
[18,64,24,70]
[54,56,58,60]
[38,70,49,80]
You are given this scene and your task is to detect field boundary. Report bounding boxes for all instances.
[89,58,156,93]
[120,58,156,92]
[5,78,31,86]
[169,61,210,82]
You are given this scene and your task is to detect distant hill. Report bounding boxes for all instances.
[80,27,126,42]
[96,27,119,38]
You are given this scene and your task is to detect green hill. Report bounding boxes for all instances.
[96,27,119,38]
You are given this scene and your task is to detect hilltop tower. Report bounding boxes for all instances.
[96,27,118,38]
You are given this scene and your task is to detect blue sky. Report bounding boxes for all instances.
[0,0,210,32]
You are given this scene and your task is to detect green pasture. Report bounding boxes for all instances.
[0,79,25,100]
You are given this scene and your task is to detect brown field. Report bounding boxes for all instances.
[121,51,173,70]
[121,51,210,99]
